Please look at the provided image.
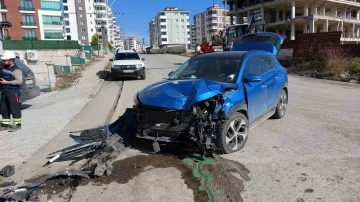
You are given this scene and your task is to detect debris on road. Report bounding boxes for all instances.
[0,168,89,201]
[0,165,15,178]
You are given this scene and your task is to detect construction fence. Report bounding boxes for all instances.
[3,40,80,50]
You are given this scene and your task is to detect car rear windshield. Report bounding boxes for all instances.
[169,57,242,84]
[115,53,140,60]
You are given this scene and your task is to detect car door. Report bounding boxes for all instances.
[242,56,267,123]
[258,55,278,110]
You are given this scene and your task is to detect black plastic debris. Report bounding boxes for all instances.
[0,165,15,178]
[0,168,89,201]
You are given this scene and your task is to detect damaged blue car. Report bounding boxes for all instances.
[132,32,289,154]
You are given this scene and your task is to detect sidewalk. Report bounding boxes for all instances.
[0,54,113,168]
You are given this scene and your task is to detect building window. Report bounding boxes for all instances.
[78,0,82,2]
[80,21,84,25]
[82,36,86,40]
[79,6,83,10]
[81,28,85,32]
[44,30,63,39]
[1,14,6,21]
[66,28,70,33]
[65,21,70,25]
[23,30,36,39]
[64,6,68,11]
[20,0,34,10]
[64,14,69,18]
[41,1,61,11]
[162,38,167,41]
[181,19,184,22]
[43,16,62,25]
[21,15,35,26]
[80,14,83,18]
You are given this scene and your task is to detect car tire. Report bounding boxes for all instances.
[140,71,146,80]
[218,112,249,154]
[272,89,288,119]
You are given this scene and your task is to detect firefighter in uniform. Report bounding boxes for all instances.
[0,50,23,132]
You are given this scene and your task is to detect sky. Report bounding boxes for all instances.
[110,0,226,45]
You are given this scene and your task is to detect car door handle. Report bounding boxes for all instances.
[276,76,281,79]
[261,84,267,88]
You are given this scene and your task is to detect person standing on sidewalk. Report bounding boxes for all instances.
[0,50,23,132]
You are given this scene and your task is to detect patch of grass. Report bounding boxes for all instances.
[287,44,360,83]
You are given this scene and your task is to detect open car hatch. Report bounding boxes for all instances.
[231,32,286,56]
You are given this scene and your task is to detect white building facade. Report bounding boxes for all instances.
[152,7,190,48]
[38,0,64,40]
[62,0,122,45]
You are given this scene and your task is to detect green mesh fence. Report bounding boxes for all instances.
[70,56,85,65]
[3,40,79,50]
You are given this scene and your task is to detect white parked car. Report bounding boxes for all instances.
[109,50,146,80]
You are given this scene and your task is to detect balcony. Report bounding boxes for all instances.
[0,5,7,12]
[19,7,35,13]
[21,22,36,27]
[23,37,37,40]
[43,21,62,25]
[41,7,61,11]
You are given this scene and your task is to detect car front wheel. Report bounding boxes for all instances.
[218,112,249,154]
[272,89,288,119]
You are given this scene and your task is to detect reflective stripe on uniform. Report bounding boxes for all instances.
[13,118,21,124]
[1,119,10,124]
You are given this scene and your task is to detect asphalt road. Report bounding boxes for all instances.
[70,54,360,201]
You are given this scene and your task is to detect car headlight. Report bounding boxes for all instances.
[133,92,139,105]
[136,64,142,68]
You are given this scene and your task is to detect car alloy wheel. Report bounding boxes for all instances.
[226,118,248,151]
[279,90,288,117]
[218,112,249,154]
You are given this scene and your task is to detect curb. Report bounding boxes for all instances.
[105,81,124,124]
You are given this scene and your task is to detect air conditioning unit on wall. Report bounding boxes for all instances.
[26,50,39,61]
[13,51,24,60]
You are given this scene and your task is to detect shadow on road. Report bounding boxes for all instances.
[174,63,183,65]
[96,70,142,82]
[20,103,32,110]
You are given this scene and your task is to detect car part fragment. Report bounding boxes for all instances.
[0,168,89,201]
[0,165,15,178]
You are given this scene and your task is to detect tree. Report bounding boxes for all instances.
[107,41,114,51]
[90,34,99,46]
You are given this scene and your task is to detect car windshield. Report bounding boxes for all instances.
[115,52,140,60]
[169,57,242,84]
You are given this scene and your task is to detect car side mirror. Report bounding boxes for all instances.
[245,74,261,82]
[109,58,113,61]
[141,58,145,61]
[168,71,174,77]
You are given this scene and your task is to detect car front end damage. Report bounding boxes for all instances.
[133,91,234,153]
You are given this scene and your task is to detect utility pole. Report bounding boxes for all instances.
[142,38,144,53]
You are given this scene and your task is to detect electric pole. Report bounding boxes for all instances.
[142,38,144,53]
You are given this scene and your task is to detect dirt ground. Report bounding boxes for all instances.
[12,152,251,202]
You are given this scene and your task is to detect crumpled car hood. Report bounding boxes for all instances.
[137,79,237,110]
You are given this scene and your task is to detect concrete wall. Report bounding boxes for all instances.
[15,49,78,88]
[150,44,187,54]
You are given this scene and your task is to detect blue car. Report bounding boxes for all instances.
[133,32,288,154]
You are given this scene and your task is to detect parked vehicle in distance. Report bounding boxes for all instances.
[109,50,146,80]
[132,32,289,154]
[0,58,41,104]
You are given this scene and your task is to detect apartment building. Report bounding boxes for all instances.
[148,19,155,47]
[225,0,360,43]
[0,0,64,40]
[193,5,232,45]
[123,36,136,50]
[0,0,41,40]
[62,0,121,45]
[190,24,196,50]
[151,7,190,48]
[38,0,63,40]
